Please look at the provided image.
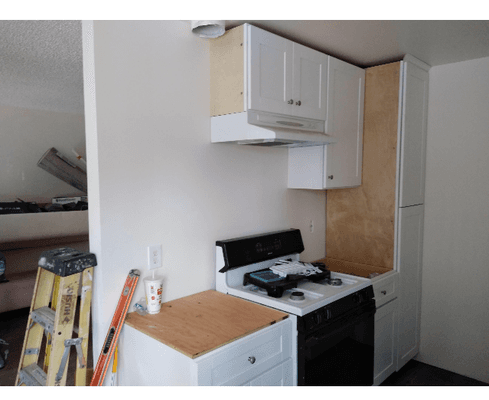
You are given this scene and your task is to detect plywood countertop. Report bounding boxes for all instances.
[125,290,288,359]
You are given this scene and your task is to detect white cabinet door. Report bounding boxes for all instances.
[324,57,365,189]
[247,358,293,386]
[291,42,328,121]
[396,204,424,371]
[374,298,399,385]
[399,60,429,207]
[248,25,293,116]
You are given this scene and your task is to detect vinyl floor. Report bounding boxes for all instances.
[381,359,488,386]
[1,307,488,386]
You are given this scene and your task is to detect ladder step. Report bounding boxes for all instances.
[19,363,47,386]
[38,247,97,277]
[31,306,56,335]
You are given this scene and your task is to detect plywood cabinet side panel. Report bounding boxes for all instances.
[210,25,245,116]
[326,62,401,270]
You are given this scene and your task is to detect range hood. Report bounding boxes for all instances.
[211,110,337,147]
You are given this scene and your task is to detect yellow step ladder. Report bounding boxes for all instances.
[15,248,97,386]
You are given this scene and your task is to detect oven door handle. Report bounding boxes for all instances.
[305,306,375,343]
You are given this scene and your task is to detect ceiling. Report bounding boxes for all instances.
[226,20,489,68]
[1,20,488,114]
[0,20,83,114]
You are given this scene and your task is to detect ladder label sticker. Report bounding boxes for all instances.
[61,285,76,325]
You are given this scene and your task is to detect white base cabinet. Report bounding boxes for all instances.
[372,271,399,385]
[118,318,294,386]
[374,299,399,385]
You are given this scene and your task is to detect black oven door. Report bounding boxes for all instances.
[298,303,376,386]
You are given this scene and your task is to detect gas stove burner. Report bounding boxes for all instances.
[328,278,343,286]
[290,291,305,301]
[250,285,268,294]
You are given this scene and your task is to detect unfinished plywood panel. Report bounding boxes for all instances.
[125,290,288,359]
[316,257,390,279]
[326,62,401,270]
[210,24,245,116]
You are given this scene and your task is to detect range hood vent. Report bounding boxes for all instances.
[211,110,336,148]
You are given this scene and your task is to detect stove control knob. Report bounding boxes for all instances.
[325,308,332,320]
[353,293,361,303]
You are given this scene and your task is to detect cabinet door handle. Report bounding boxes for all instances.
[295,100,301,106]
[328,175,334,180]
[248,356,256,364]
[287,99,294,105]
[381,290,387,295]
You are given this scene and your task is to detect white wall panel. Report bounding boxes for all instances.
[82,21,326,361]
[418,56,489,384]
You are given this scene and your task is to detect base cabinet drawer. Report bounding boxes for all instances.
[372,271,399,308]
[196,318,293,386]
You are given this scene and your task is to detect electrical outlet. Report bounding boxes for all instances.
[147,245,162,270]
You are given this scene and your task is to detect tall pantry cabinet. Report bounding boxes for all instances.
[322,55,429,384]
[396,56,429,371]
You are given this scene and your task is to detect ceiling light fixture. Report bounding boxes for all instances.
[191,20,225,39]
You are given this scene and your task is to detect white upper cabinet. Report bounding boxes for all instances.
[399,59,429,207]
[324,57,365,188]
[288,57,365,189]
[248,25,328,122]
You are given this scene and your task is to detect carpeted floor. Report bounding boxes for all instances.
[0,307,93,386]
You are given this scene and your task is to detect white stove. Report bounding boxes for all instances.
[215,229,371,317]
[215,229,376,386]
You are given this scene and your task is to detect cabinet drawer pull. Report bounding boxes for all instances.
[248,356,256,364]
[287,99,294,105]
[295,100,301,106]
[381,290,387,295]
[328,175,334,180]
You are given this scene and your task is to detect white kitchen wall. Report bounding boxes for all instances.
[82,21,326,355]
[0,104,86,203]
[418,56,489,384]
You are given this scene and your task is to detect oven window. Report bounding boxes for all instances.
[299,311,375,386]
